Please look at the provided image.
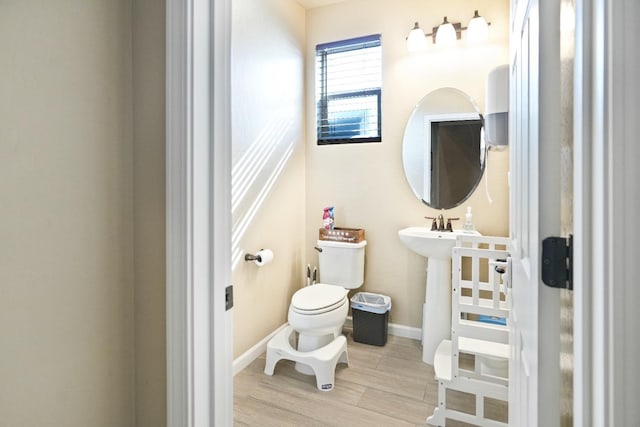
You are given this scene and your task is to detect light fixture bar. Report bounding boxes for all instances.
[405,10,492,50]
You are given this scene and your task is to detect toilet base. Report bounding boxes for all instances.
[264,325,349,391]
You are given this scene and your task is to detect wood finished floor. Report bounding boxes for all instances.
[234,328,507,426]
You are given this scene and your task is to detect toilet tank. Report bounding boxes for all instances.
[316,240,367,289]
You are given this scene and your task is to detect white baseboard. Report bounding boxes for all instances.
[232,323,288,376]
[388,322,422,340]
[233,320,422,375]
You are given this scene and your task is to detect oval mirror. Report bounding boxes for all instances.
[402,88,485,209]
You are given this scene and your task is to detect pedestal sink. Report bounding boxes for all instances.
[398,226,481,364]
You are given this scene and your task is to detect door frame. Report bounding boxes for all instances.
[574,0,640,425]
[163,0,640,425]
[166,0,233,425]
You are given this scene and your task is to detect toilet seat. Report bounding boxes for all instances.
[290,284,347,315]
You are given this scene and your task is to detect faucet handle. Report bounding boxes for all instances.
[446,217,460,232]
[424,216,438,231]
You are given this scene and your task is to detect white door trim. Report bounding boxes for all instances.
[574,0,640,425]
[573,0,594,423]
[166,0,233,425]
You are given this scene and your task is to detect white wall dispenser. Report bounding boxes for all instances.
[484,64,509,150]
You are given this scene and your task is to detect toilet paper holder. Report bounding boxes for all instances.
[244,250,265,262]
[244,249,274,266]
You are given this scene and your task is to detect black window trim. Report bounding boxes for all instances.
[317,89,382,145]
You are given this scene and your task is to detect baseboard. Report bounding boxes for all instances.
[232,323,288,376]
[388,322,422,340]
[233,319,423,375]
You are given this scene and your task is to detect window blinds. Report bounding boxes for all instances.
[316,34,382,144]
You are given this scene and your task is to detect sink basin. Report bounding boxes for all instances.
[398,227,471,259]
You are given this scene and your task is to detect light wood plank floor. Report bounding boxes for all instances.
[234,328,507,426]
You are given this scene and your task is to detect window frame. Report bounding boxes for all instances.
[315,34,382,145]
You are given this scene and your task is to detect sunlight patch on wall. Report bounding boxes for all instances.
[232,116,294,213]
[230,111,296,270]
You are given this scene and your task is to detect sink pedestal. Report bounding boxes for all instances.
[398,226,481,365]
[422,257,452,364]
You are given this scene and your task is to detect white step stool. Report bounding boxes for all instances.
[264,325,349,391]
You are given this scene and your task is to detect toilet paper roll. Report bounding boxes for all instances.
[254,249,274,266]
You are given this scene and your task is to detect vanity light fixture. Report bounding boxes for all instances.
[405,10,491,51]
[406,22,428,52]
[466,10,490,43]
[434,16,458,46]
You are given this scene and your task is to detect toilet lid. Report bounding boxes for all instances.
[291,284,347,314]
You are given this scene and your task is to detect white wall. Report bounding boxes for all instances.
[0,1,135,425]
[306,0,510,328]
[231,0,306,357]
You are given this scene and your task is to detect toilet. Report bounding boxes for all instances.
[264,239,366,391]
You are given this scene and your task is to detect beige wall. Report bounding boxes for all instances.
[0,1,135,426]
[306,0,510,328]
[0,1,167,425]
[231,0,306,357]
[133,0,166,425]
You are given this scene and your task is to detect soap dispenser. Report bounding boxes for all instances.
[463,206,476,232]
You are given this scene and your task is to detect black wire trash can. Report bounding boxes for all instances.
[350,292,392,346]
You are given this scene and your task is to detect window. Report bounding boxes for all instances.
[315,34,382,145]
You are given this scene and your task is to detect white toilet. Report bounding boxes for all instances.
[264,239,366,391]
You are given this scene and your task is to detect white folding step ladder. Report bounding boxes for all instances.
[427,236,510,427]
